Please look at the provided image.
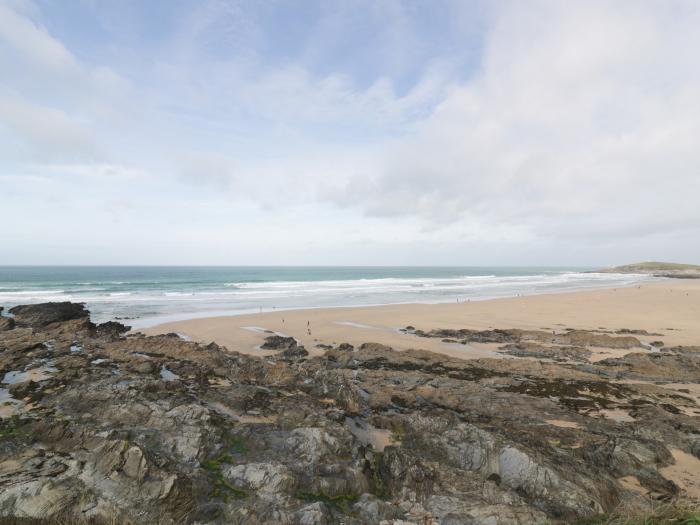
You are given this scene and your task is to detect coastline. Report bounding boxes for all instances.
[1,266,656,325]
[142,279,700,359]
[4,280,700,520]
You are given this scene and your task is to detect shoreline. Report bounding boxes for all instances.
[127,275,661,329]
[3,285,700,519]
[142,279,700,360]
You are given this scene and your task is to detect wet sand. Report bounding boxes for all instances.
[142,280,700,360]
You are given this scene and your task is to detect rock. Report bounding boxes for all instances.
[134,361,155,374]
[223,462,295,494]
[425,496,549,525]
[0,316,15,331]
[282,345,309,360]
[499,343,591,361]
[359,342,394,353]
[415,327,642,349]
[498,446,603,518]
[261,335,298,350]
[9,302,89,328]
[295,502,330,525]
[690,441,700,460]
[662,345,700,355]
[0,301,697,524]
[95,320,130,338]
[352,494,403,523]
[122,446,148,480]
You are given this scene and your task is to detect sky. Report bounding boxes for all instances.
[1,0,699,266]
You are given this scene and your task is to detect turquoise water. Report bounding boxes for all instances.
[0,266,655,327]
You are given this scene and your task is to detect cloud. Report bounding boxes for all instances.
[0,93,96,160]
[326,0,700,243]
[0,1,76,70]
[1,0,698,264]
[178,151,236,190]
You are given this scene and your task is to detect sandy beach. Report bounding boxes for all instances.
[143,279,700,360]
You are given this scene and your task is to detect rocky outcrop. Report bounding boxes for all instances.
[0,302,698,524]
[0,317,14,331]
[415,327,642,349]
[500,343,591,361]
[599,261,700,279]
[261,335,298,350]
[95,320,131,338]
[8,302,90,328]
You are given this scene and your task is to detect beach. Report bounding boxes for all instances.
[4,281,700,520]
[143,279,700,360]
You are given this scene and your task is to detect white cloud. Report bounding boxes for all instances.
[1,0,699,264]
[326,0,700,245]
[0,93,96,160]
[0,1,76,70]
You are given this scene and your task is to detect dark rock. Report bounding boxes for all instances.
[499,343,591,361]
[261,335,298,350]
[281,345,309,360]
[358,342,394,353]
[415,327,642,349]
[95,320,130,338]
[9,302,89,328]
[661,345,700,355]
[616,329,663,336]
[337,343,354,352]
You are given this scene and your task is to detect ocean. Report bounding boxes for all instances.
[0,266,657,327]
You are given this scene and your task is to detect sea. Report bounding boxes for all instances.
[0,266,657,328]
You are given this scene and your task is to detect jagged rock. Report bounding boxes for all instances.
[499,342,591,361]
[282,345,309,360]
[425,496,549,525]
[0,302,697,524]
[0,316,14,331]
[416,327,642,349]
[261,335,298,350]
[295,501,330,525]
[95,320,130,338]
[352,494,403,523]
[498,446,603,517]
[9,302,89,328]
[224,462,296,494]
[662,345,700,355]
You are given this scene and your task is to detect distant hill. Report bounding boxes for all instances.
[601,261,700,279]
